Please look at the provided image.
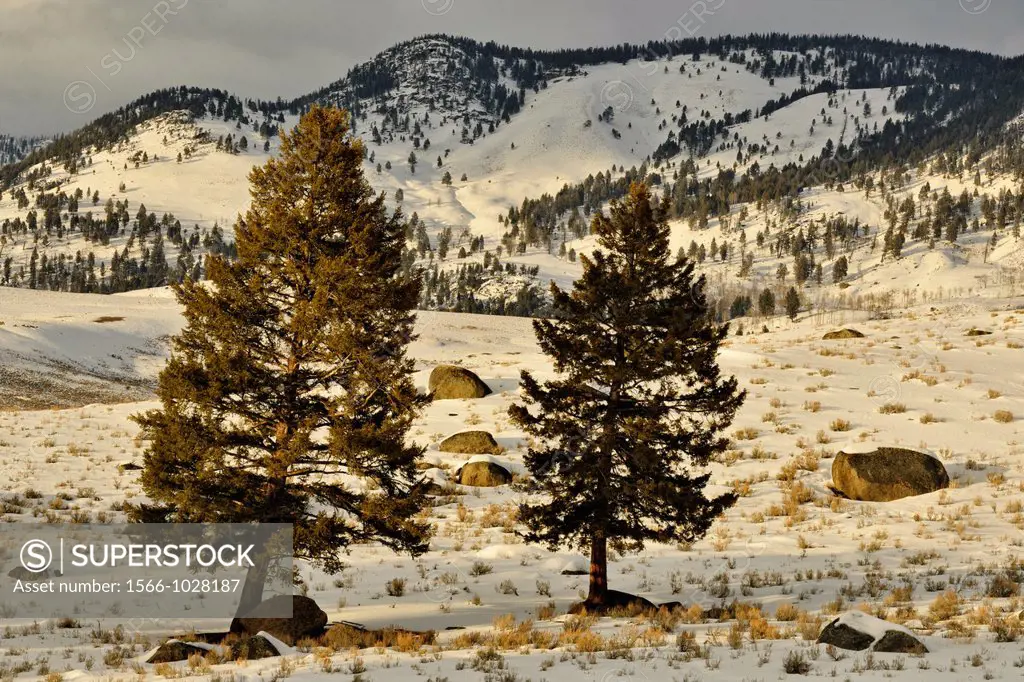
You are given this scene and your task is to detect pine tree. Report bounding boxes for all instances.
[132,106,430,612]
[785,286,801,320]
[832,255,848,283]
[509,183,745,611]
[758,288,775,316]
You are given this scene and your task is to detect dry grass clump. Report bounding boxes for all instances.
[927,589,961,622]
[730,477,756,497]
[878,402,906,414]
[919,412,941,424]
[991,615,1021,642]
[794,450,820,472]
[734,426,759,441]
[902,369,938,386]
[320,624,435,652]
[796,611,825,641]
[993,410,1014,424]
[479,503,518,531]
[559,615,604,652]
[774,603,802,621]
[803,400,821,413]
[766,481,817,524]
[829,418,851,432]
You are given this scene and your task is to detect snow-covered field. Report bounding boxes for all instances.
[2,286,1024,679]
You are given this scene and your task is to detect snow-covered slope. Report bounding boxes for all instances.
[1,286,1024,678]
[1,35,1023,314]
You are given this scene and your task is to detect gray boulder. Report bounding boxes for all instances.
[823,328,865,340]
[832,446,949,502]
[229,595,327,645]
[817,613,927,654]
[439,431,500,455]
[428,366,491,400]
[816,621,874,651]
[456,459,512,487]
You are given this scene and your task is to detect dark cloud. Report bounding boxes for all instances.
[1,0,1021,135]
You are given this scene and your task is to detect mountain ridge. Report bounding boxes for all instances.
[1,32,1023,318]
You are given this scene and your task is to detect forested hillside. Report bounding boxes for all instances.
[2,33,1023,318]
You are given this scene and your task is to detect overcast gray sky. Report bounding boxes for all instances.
[1,0,1022,136]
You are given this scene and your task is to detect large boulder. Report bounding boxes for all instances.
[568,590,657,615]
[832,446,949,502]
[818,613,927,654]
[428,366,492,400]
[229,595,327,645]
[456,457,512,487]
[439,431,500,455]
[823,328,865,340]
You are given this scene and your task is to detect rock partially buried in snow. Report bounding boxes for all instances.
[873,629,928,654]
[230,595,327,645]
[560,556,589,575]
[439,430,500,455]
[456,456,512,487]
[146,640,208,664]
[832,446,949,502]
[817,612,928,653]
[145,633,288,664]
[568,590,657,615]
[8,566,61,581]
[421,467,451,494]
[428,365,492,400]
[228,634,281,660]
[822,328,865,340]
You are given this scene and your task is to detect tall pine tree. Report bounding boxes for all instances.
[510,183,745,611]
[132,106,430,611]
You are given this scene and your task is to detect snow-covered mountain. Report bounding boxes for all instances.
[2,34,1024,315]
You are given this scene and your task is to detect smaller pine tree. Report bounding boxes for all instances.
[510,183,745,610]
[758,288,775,316]
[832,255,848,283]
[785,287,800,320]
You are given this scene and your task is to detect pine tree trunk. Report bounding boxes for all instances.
[587,533,608,605]
[235,550,271,618]
[235,469,286,619]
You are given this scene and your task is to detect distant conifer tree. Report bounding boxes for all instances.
[785,286,801,320]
